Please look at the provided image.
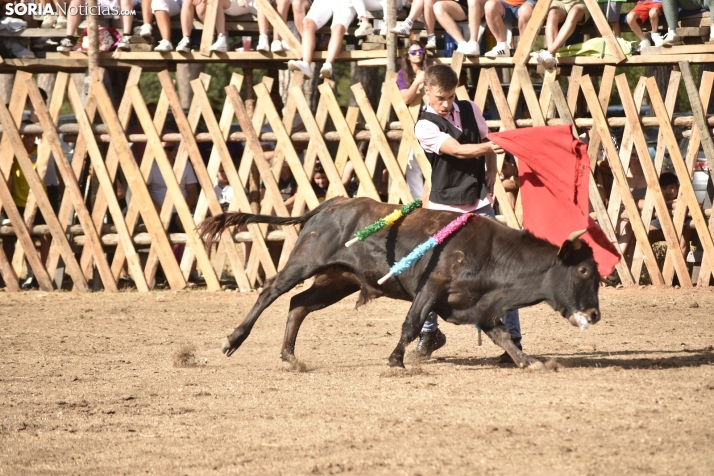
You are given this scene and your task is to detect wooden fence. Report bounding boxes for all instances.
[0,59,713,292]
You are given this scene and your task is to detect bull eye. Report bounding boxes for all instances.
[578,266,590,277]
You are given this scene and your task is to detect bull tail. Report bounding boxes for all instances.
[196,202,328,245]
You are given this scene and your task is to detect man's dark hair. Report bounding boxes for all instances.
[659,172,679,187]
[424,64,458,91]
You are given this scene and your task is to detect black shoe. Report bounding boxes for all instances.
[415,328,447,358]
[498,339,522,364]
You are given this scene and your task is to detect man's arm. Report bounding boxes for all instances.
[438,137,504,159]
[485,151,498,192]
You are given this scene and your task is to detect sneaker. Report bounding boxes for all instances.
[391,22,411,37]
[536,49,557,71]
[256,35,269,51]
[661,31,682,47]
[319,62,332,79]
[415,328,447,358]
[210,33,228,52]
[638,38,651,52]
[270,39,284,52]
[425,37,436,50]
[56,37,74,52]
[32,36,58,49]
[288,59,312,78]
[54,16,67,29]
[176,35,191,52]
[40,14,55,28]
[498,340,522,364]
[456,40,479,56]
[117,34,131,51]
[139,23,152,38]
[379,24,386,35]
[281,40,290,51]
[5,39,34,59]
[354,20,373,37]
[650,32,664,47]
[154,39,173,52]
[484,43,510,58]
[21,275,37,290]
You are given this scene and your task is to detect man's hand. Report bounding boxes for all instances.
[414,70,425,86]
[488,141,505,155]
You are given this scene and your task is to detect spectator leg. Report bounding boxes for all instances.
[468,0,487,41]
[407,0,424,22]
[325,24,345,64]
[627,12,647,41]
[274,0,291,41]
[544,7,562,50]
[547,6,584,53]
[301,17,317,62]
[121,0,134,34]
[143,0,154,25]
[485,0,507,42]
[292,0,310,36]
[516,2,533,36]
[66,0,84,36]
[661,0,680,32]
[433,1,468,42]
[648,8,659,32]
[257,7,269,36]
[154,10,171,41]
[180,0,195,37]
[423,0,437,34]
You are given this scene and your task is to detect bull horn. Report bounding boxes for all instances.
[568,229,587,242]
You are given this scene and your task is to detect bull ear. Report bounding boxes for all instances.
[557,229,587,259]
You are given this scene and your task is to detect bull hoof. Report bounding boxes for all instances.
[388,356,406,368]
[221,338,237,357]
[526,360,546,371]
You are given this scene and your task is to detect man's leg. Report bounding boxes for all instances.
[484,0,507,42]
[433,0,468,43]
[544,7,562,49]
[627,11,647,41]
[302,18,317,62]
[548,5,584,53]
[516,1,534,35]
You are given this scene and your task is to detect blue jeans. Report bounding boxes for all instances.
[421,205,522,341]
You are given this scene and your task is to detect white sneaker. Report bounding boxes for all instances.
[391,22,410,37]
[154,39,173,52]
[379,24,386,35]
[270,39,284,52]
[5,39,34,59]
[56,37,74,52]
[484,43,510,58]
[210,33,228,52]
[354,20,373,37]
[40,14,55,28]
[456,40,479,56]
[650,32,663,47]
[425,37,436,50]
[256,35,269,52]
[319,62,333,79]
[281,40,290,51]
[287,59,313,78]
[536,49,556,71]
[176,36,191,52]
[638,38,651,51]
[117,35,131,51]
[661,31,682,46]
[139,23,152,38]
[54,16,67,29]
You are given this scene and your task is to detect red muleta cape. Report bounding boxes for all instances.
[488,125,620,277]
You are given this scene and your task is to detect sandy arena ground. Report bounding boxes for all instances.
[1,285,713,475]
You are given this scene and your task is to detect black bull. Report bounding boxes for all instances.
[198,197,601,369]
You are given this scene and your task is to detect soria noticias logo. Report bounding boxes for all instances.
[5,2,136,16]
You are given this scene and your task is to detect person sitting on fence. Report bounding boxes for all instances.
[138,0,155,37]
[287,0,356,78]
[351,0,403,38]
[214,165,234,211]
[390,0,425,42]
[55,0,85,52]
[152,0,182,51]
[413,64,522,363]
[176,0,244,52]
[659,0,714,46]
[311,162,329,202]
[431,0,482,56]
[482,0,535,57]
[534,0,591,72]
[3,121,57,289]
[596,0,623,37]
[272,0,311,51]
[626,0,664,49]
[114,0,143,50]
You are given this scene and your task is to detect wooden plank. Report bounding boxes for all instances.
[566,65,583,116]
[190,78,279,279]
[254,0,303,57]
[351,83,413,204]
[357,83,393,199]
[178,73,250,291]
[92,81,187,290]
[199,0,221,57]
[538,68,558,121]
[638,70,682,282]
[641,44,714,55]
[328,106,360,199]
[615,74,692,287]
[0,246,19,291]
[0,91,88,291]
[68,80,150,292]
[473,68,489,110]
[237,76,274,187]
[584,74,665,284]
[0,71,31,182]
[581,0,627,63]
[128,85,222,292]
[25,78,117,292]
[512,0,552,65]
[586,65,616,171]
[451,52,464,77]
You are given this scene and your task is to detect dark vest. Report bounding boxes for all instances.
[419,100,488,205]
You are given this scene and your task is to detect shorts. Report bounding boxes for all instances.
[599,0,621,22]
[225,0,257,16]
[629,1,664,24]
[499,0,536,23]
[550,0,590,24]
[306,0,356,29]
[151,0,181,15]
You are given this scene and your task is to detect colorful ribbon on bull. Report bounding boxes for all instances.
[344,199,422,247]
[378,213,475,285]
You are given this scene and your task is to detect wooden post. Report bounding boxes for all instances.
[86,0,99,79]
[386,0,397,73]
